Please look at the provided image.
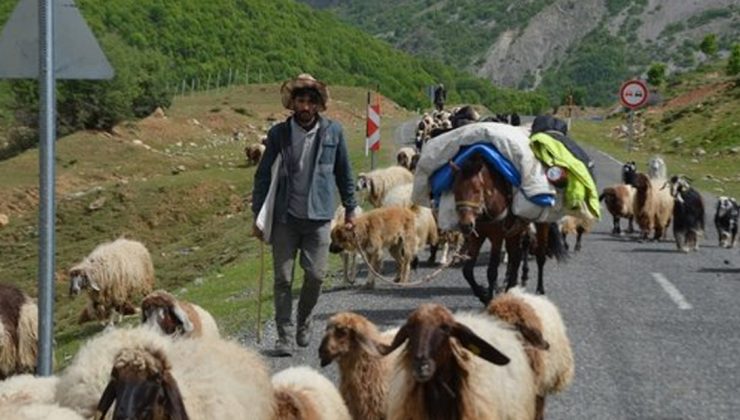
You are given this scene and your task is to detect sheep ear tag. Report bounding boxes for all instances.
[452,322,510,366]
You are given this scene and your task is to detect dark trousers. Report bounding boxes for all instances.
[271,215,331,332]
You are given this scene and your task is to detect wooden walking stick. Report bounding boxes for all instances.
[256,240,265,343]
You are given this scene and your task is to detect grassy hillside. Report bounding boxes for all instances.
[569,62,740,198]
[0,84,411,367]
[0,0,548,148]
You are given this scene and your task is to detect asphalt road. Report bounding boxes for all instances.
[249,136,740,419]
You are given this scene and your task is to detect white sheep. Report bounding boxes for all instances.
[0,374,58,406]
[411,205,439,262]
[379,303,536,420]
[633,173,674,241]
[95,337,274,420]
[271,366,351,420]
[0,402,84,420]
[141,290,220,339]
[356,166,414,208]
[488,287,574,419]
[558,215,595,252]
[319,312,401,420]
[0,284,38,379]
[381,183,413,208]
[69,238,155,325]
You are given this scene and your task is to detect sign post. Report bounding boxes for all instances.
[0,0,114,376]
[366,91,380,170]
[619,79,649,153]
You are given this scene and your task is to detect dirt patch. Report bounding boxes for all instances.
[661,83,732,112]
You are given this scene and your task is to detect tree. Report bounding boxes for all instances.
[728,43,740,76]
[699,33,718,58]
[647,62,667,86]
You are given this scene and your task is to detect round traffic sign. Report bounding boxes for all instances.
[619,80,649,109]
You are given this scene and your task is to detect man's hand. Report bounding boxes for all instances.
[344,211,356,230]
[252,221,264,241]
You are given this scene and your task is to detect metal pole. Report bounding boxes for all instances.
[37,0,56,376]
[627,109,634,152]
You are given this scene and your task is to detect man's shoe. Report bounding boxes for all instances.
[269,335,293,357]
[296,322,312,348]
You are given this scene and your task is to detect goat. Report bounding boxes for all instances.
[715,196,739,248]
[666,176,705,252]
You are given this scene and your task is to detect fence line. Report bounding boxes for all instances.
[171,66,273,97]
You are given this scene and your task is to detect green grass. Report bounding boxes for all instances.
[0,84,410,368]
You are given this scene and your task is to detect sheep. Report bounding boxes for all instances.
[69,238,155,325]
[487,287,574,419]
[0,374,58,406]
[666,176,705,252]
[632,173,674,241]
[415,114,436,151]
[329,207,417,287]
[647,156,667,181]
[715,196,739,248]
[378,303,536,420]
[381,183,413,208]
[318,312,401,420]
[272,366,351,420]
[0,284,38,379]
[356,166,414,208]
[246,143,266,166]
[331,206,364,284]
[0,402,84,420]
[141,290,220,339]
[396,147,418,171]
[558,215,595,251]
[599,184,636,235]
[91,330,274,419]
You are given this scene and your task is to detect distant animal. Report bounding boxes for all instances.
[599,184,636,235]
[666,175,704,252]
[558,215,594,252]
[450,105,480,128]
[396,147,417,171]
[141,290,220,339]
[715,196,739,248]
[245,143,266,166]
[622,161,637,186]
[647,156,667,181]
[633,173,674,241]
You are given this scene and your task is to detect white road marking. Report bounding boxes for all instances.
[651,272,693,310]
[597,150,623,166]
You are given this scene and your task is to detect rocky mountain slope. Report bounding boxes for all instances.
[301,0,740,104]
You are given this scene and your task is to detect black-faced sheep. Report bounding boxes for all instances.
[271,366,351,420]
[319,312,400,420]
[487,287,574,419]
[715,196,739,248]
[666,176,705,252]
[599,184,636,235]
[0,284,38,379]
[379,303,536,420]
[396,147,418,171]
[622,161,637,186]
[356,166,414,208]
[632,173,674,241]
[141,290,220,339]
[93,332,274,420]
[69,238,155,325]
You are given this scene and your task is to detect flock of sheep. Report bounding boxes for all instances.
[0,233,576,419]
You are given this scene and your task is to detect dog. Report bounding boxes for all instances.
[715,196,739,248]
[330,207,417,288]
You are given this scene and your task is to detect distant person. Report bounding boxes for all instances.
[251,73,357,356]
[433,83,446,111]
[510,112,521,126]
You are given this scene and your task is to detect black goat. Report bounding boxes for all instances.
[715,196,739,248]
[667,176,704,252]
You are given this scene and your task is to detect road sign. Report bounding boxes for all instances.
[619,79,649,109]
[0,0,113,79]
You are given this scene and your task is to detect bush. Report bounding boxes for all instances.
[728,44,740,76]
[647,63,667,86]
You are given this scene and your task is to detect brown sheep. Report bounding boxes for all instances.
[141,290,220,339]
[632,173,674,241]
[600,184,636,235]
[329,207,417,288]
[245,143,266,166]
[0,284,38,380]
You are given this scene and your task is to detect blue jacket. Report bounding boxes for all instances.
[251,116,357,222]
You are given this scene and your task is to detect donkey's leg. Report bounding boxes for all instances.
[520,232,530,287]
[575,226,585,252]
[504,232,523,292]
[462,235,487,304]
[487,234,504,301]
[535,223,549,295]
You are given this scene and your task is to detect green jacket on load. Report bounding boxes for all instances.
[530,132,600,219]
